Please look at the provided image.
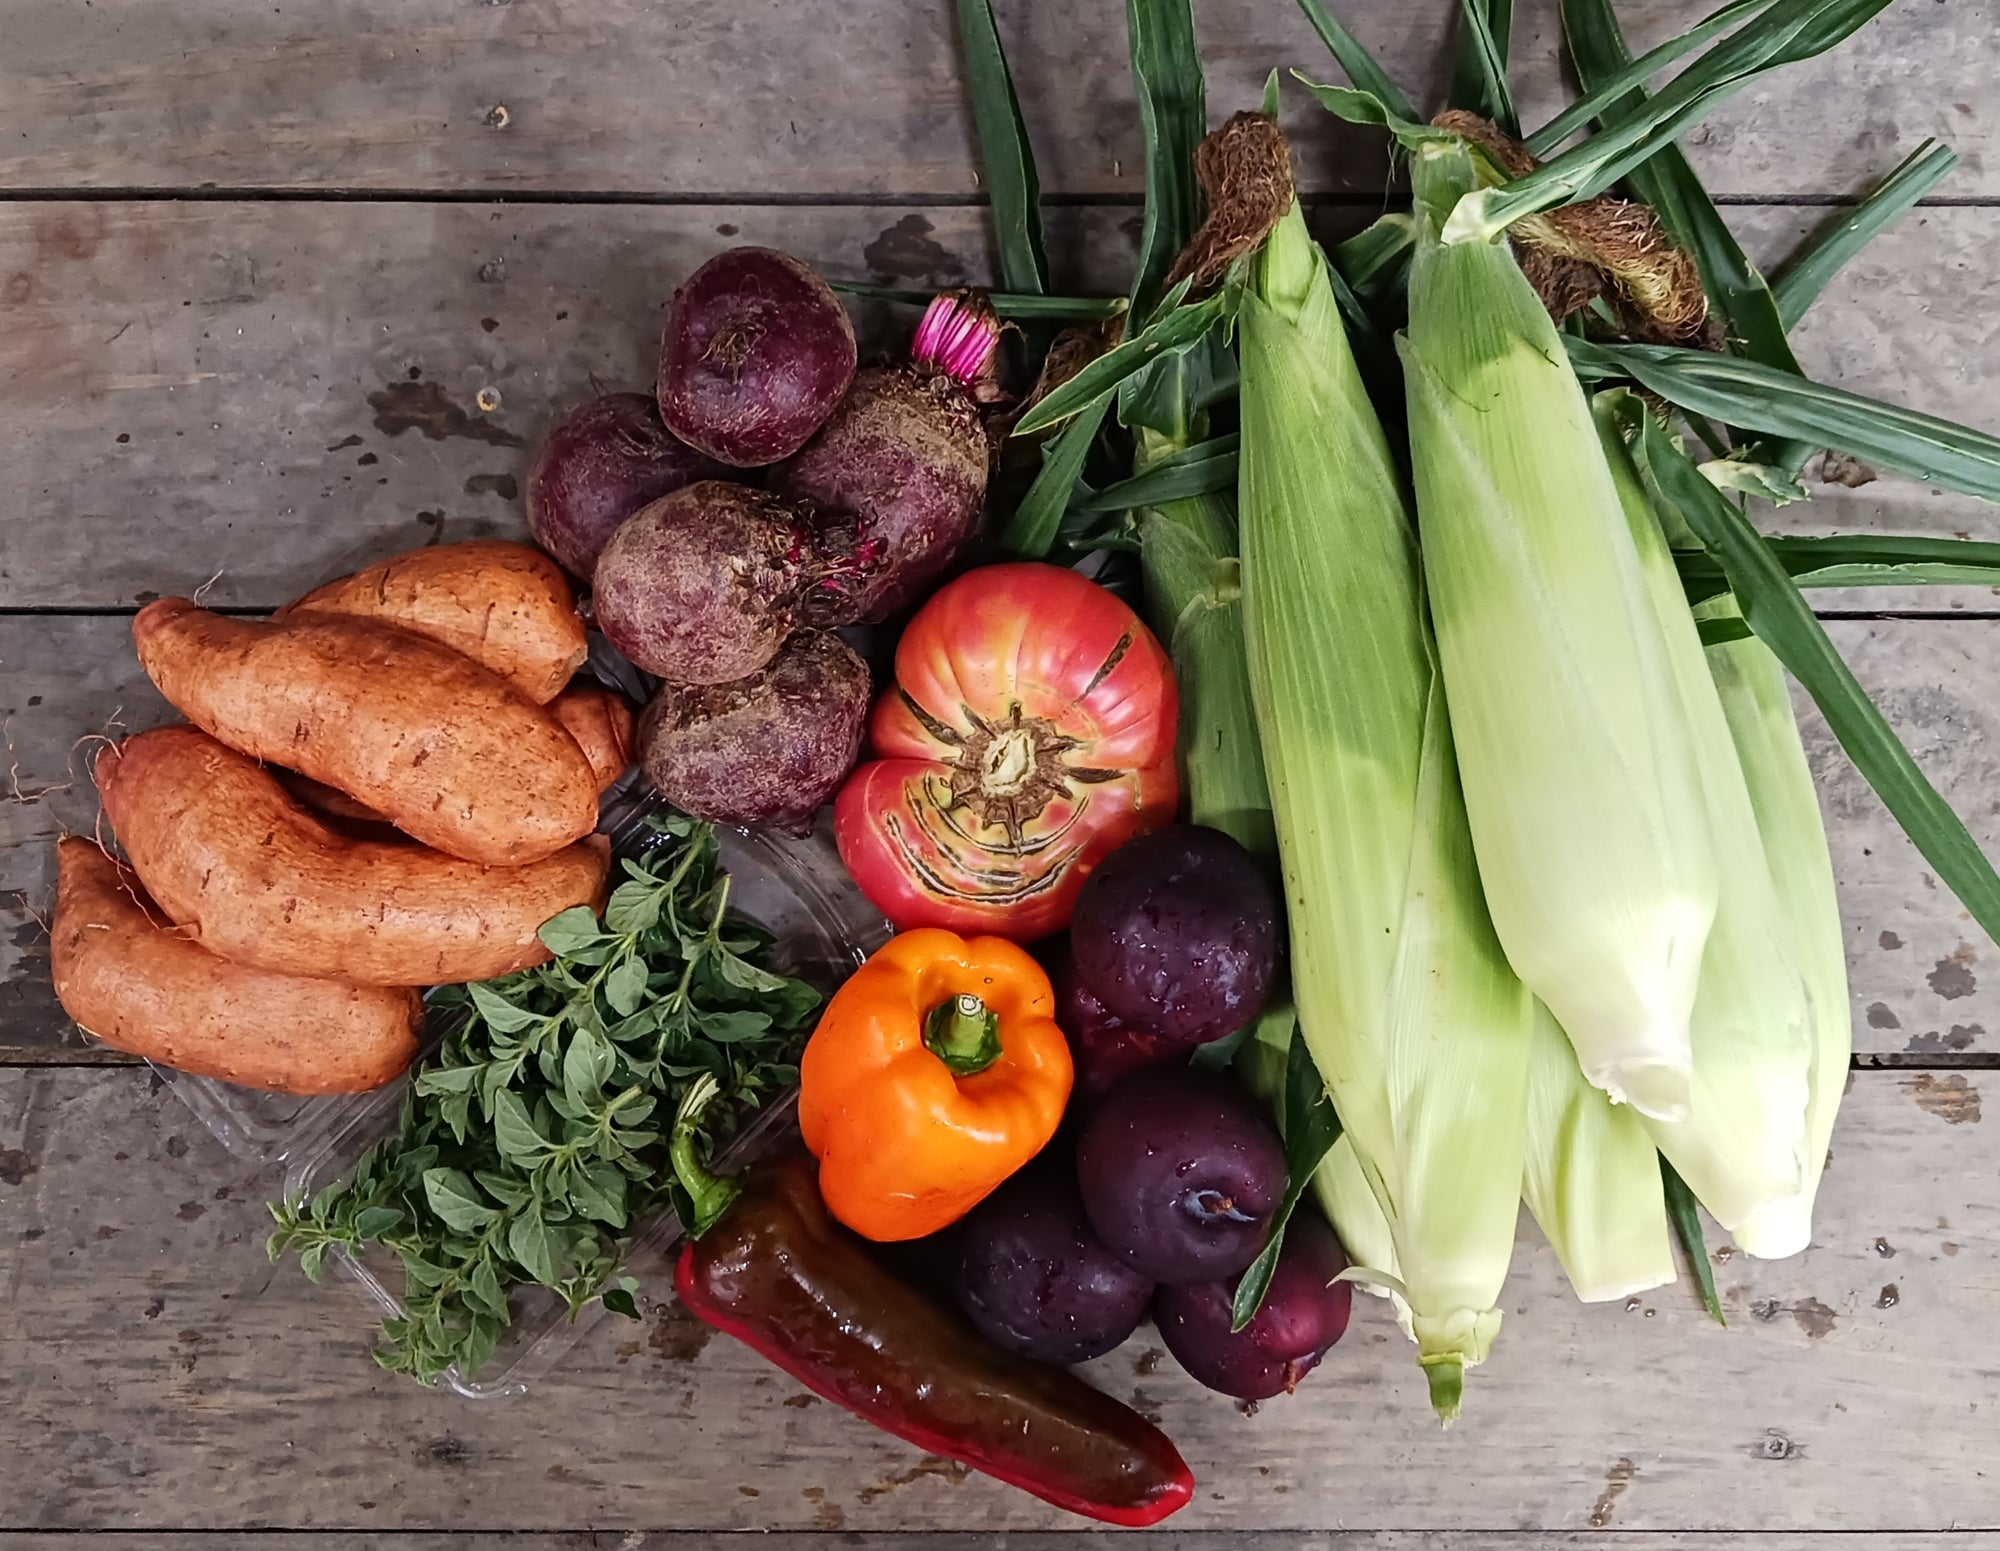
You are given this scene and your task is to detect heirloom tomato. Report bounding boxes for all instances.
[835,563,1179,940]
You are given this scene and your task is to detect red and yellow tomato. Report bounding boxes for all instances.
[835,563,1179,940]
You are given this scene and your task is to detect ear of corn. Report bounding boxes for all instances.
[1239,198,1533,1422]
[1399,137,1719,1124]
[1699,596,1851,1259]
[1593,399,1813,1236]
[1521,999,1676,1302]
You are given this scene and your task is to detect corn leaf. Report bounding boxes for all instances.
[994,398,1111,558]
[1623,405,2000,950]
[1571,338,2000,504]
[1013,288,1229,435]
[1677,533,2000,602]
[1772,139,1959,329]
[1558,0,1809,470]
[1526,0,1775,156]
[1232,1017,1342,1331]
[1125,0,1206,325]
[1451,0,1519,136]
[1448,0,1893,244]
[830,282,1124,319]
[1291,0,1418,125]
[1072,434,1239,512]
[952,0,1047,295]
[1661,1158,1726,1323]
[1333,213,1417,303]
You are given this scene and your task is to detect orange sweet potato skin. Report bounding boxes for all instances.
[132,599,597,866]
[50,837,422,1095]
[97,726,610,986]
[276,540,589,704]
[549,682,637,792]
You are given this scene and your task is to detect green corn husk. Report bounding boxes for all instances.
[1701,596,1851,1259]
[1594,398,1812,1234]
[1239,199,1533,1422]
[1399,137,1719,1124]
[1521,999,1676,1302]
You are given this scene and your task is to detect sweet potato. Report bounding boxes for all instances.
[50,837,422,1094]
[97,726,610,986]
[132,599,597,866]
[277,540,589,703]
[549,682,637,792]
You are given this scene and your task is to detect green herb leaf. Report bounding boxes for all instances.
[1231,1015,1342,1332]
[508,1210,560,1284]
[467,980,539,1034]
[953,0,1047,295]
[562,1027,616,1107]
[537,907,607,958]
[601,1285,641,1320]
[1621,402,2000,949]
[1660,1156,1726,1324]
[603,954,650,1019]
[352,1205,404,1240]
[423,1168,501,1233]
[603,879,664,937]
[490,1087,552,1163]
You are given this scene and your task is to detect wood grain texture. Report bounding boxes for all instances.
[9,614,2000,1059]
[0,0,1990,199]
[0,1068,1993,1532]
[0,1539,1992,1551]
[3,199,1998,612]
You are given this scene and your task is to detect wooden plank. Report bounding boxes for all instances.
[0,0,1990,199]
[0,1539,1992,1551]
[3,199,1998,613]
[0,1068,1993,1531]
[8,614,2000,1060]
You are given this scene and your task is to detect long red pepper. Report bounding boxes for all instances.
[673,1151,1194,1526]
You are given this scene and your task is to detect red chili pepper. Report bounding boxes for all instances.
[673,1151,1194,1526]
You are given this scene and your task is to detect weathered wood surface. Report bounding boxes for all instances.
[9,614,2000,1060]
[0,1070,1992,1532]
[1,0,1989,199]
[2,198,1997,613]
[0,1540,1992,1551]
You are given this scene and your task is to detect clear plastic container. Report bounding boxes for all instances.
[154,781,889,1397]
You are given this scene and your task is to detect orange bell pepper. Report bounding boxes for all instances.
[798,929,1074,1241]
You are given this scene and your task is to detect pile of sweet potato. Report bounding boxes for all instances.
[50,541,636,1096]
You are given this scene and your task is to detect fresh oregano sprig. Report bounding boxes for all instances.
[267,814,822,1385]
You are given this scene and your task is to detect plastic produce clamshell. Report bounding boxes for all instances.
[151,780,888,1397]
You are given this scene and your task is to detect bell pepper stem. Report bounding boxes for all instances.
[923,993,1004,1076]
[669,1073,741,1238]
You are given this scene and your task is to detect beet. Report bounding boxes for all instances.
[526,393,724,580]
[658,247,857,467]
[637,630,871,832]
[777,291,1000,621]
[592,481,874,685]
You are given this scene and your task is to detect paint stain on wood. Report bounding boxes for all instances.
[1132,1346,1163,1377]
[34,210,107,265]
[1927,943,1978,1000]
[1791,1297,1837,1338]
[1815,450,1877,488]
[855,1454,969,1505]
[417,1435,470,1468]
[1867,1001,1901,1029]
[1880,929,1904,949]
[1753,1431,1801,1461]
[782,1392,818,1408]
[862,214,963,285]
[647,1301,712,1363]
[366,380,523,448]
[1907,1023,1981,1053]
[0,1148,36,1186]
[4,272,33,303]
[1876,1237,1896,1257]
[800,1486,844,1530]
[462,473,519,501]
[1876,1283,1901,1308]
[1904,1072,1982,1124]
[325,434,364,452]
[1589,1458,1635,1527]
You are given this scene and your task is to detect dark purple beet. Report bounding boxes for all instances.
[658,247,856,467]
[637,630,870,832]
[955,1165,1155,1365]
[525,392,725,580]
[1153,1212,1352,1400]
[1074,1066,1286,1285]
[592,481,874,685]
[776,293,1000,621]
[1070,825,1280,1047]
[1048,943,1181,1102]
